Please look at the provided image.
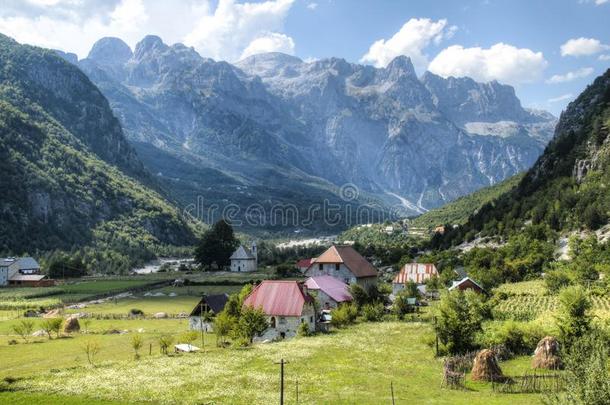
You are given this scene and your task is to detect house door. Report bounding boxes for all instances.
[238,265,241,272]
[270,317,276,328]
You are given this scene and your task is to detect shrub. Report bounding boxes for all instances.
[552,332,610,404]
[349,284,368,308]
[158,335,174,355]
[41,318,63,339]
[12,320,34,343]
[434,290,486,355]
[297,321,311,337]
[330,303,357,328]
[213,311,236,347]
[82,340,101,365]
[478,321,547,355]
[131,334,143,359]
[556,285,592,347]
[362,303,385,322]
[234,306,267,344]
[545,269,572,293]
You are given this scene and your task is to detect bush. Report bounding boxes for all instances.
[297,321,311,337]
[478,321,547,355]
[556,285,592,347]
[434,290,486,355]
[234,306,267,344]
[361,303,385,322]
[545,268,572,293]
[158,335,174,355]
[330,303,358,328]
[131,334,143,359]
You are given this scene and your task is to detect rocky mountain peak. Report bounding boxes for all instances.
[383,55,417,80]
[134,35,168,60]
[88,37,133,66]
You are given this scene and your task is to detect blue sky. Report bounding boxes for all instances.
[0,0,608,115]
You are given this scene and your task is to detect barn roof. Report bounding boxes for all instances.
[310,245,377,278]
[393,263,438,284]
[243,280,312,317]
[190,294,229,316]
[305,276,352,303]
[230,245,255,260]
[9,274,46,282]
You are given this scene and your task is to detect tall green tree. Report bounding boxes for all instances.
[194,220,239,271]
[434,290,486,355]
[555,285,592,347]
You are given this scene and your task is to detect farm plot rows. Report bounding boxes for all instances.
[494,295,610,321]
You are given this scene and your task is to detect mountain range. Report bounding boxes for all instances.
[0,34,197,271]
[64,35,556,232]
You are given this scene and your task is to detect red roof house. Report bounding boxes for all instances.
[449,277,485,294]
[393,263,438,285]
[243,280,316,339]
[296,258,314,272]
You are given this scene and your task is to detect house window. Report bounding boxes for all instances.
[301,318,305,323]
[318,263,323,271]
[310,316,314,323]
[344,278,350,284]
[335,263,340,271]
[279,317,286,325]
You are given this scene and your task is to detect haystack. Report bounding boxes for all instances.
[532,336,562,369]
[63,315,80,333]
[470,349,504,382]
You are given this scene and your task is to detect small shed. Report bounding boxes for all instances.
[189,294,229,331]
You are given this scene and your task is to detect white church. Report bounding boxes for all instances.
[230,242,258,272]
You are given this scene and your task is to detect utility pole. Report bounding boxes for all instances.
[434,316,439,357]
[274,358,288,405]
[200,301,204,348]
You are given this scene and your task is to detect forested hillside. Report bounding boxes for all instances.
[0,34,197,273]
[434,69,610,248]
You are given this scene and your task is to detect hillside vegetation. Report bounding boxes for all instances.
[0,34,197,272]
[435,69,610,247]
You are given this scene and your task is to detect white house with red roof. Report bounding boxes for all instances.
[305,276,352,309]
[304,245,378,288]
[243,280,316,340]
[392,263,438,295]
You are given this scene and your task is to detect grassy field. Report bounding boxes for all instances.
[0,321,547,404]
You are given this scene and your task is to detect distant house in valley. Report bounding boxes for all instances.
[230,242,257,272]
[189,294,229,331]
[296,258,314,273]
[305,276,353,309]
[449,277,485,294]
[243,280,316,340]
[305,245,378,288]
[1,257,51,287]
[392,263,438,295]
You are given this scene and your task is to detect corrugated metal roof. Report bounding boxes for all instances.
[393,263,438,284]
[14,257,40,270]
[9,274,46,281]
[448,277,485,292]
[309,246,378,278]
[243,281,312,317]
[305,276,353,303]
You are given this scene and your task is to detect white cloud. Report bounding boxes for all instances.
[428,43,547,85]
[560,37,609,57]
[548,93,574,103]
[241,32,295,59]
[546,67,594,84]
[596,0,609,4]
[360,18,456,70]
[599,54,610,61]
[0,0,296,62]
[184,0,295,61]
[306,2,318,10]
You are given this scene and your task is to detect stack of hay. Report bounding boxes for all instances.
[471,349,504,382]
[63,315,80,333]
[532,336,562,369]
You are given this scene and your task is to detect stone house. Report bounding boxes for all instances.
[230,243,257,272]
[304,275,352,309]
[304,245,377,289]
[189,294,229,331]
[243,280,316,340]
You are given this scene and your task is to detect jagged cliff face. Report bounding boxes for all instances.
[0,34,196,254]
[78,36,556,216]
